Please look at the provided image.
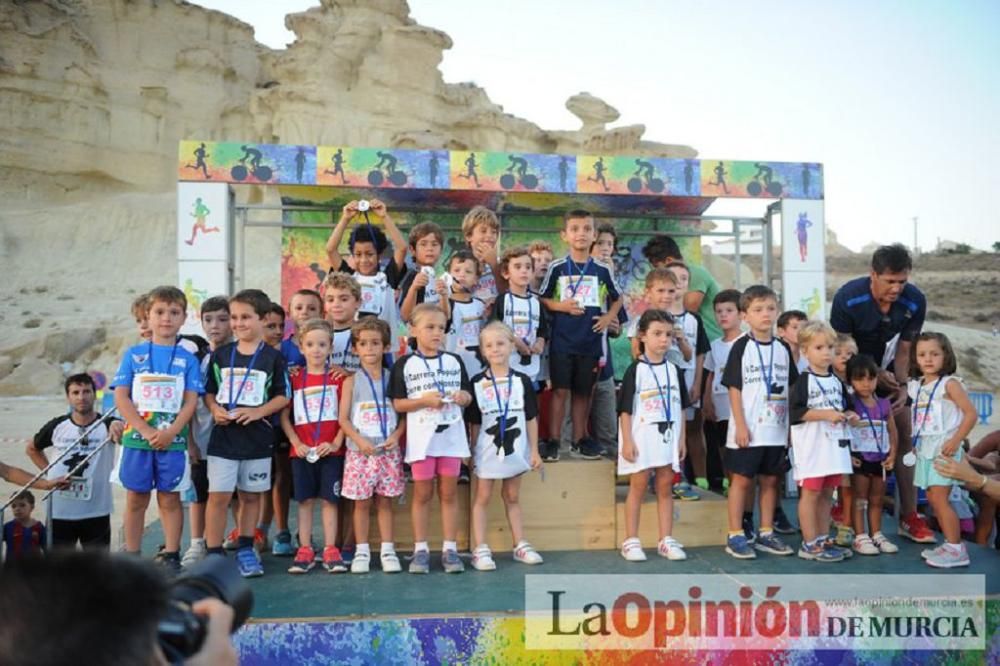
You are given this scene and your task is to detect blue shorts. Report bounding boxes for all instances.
[291,455,344,503]
[120,448,186,493]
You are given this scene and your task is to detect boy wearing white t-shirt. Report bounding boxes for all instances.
[702,289,742,493]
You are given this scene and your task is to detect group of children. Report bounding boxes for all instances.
[100,201,979,578]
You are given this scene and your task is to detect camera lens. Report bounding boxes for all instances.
[171,557,253,631]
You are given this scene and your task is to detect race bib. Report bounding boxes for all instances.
[479,379,525,413]
[758,396,788,428]
[475,271,497,302]
[851,420,886,453]
[58,476,92,502]
[217,368,268,407]
[511,315,533,341]
[458,316,481,348]
[638,388,671,424]
[354,400,395,440]
[293,385,338,426]
[133,373,183,414]
[558,275,600,308]
[358,282,385,315]
[438,401,463,425]
[913,400,944,435]
[824,419,852,442]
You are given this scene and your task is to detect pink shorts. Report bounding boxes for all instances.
[341,447,405,500]
[798,474,842,491]
[410,455,462,481]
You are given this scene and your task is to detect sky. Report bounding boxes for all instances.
[194,0,1000,251]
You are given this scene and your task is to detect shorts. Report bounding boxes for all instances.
[850,454,886,477]
[798,474,841,491]
[51,515,111,549]
[410,455,462,481]
[189,459,209,503]
[119,448,186,493]
[915,449,961,490]
[207,456,271,493]
[723,446,787,478]
[291,455,344,503]
[548,353,599,395]
[341,447,405,500]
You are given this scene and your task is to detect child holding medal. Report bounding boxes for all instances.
[906,332,978,568]
[389,304,473,574]
[112,286,203,566]
[280,319,348,574]
[845,354,899,555]
[466,322,543,571]
[338,318,406,574]
[203,290,290,577]
[618,310,690,562]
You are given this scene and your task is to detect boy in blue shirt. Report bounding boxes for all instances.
[112,285,203,571]
[540,210,623,460]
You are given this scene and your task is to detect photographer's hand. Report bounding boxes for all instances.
[184,599,238,666]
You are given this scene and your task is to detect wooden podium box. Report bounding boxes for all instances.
[469,460,617,552]
[613,484,728,548]
[386,481,471,552]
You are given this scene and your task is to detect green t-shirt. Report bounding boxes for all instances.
[687,264,722,341]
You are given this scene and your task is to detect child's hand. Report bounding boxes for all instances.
[474,241,497,266]
[383,434,400,451]
[530,339,545,355]
[678,438,687,462]
[514,338,531,356]
[735,423,751,448]
[287,366,302,378]
[621,439,638,463]
[826,411,847,424]
[607,319,621,336]
[422,392,444,409]
[210,405,232,426]
[690,385,702,404]
[412,270,430,289]
[40,476,70,491]
[357,438,377,456]
[293,442,310,458]
[560,299,585,316]
[435,277,448,295]
[109,420,125,444]
[330,365,350,379]
[530,450,543,470]
[702,398,716,422]
[592,312,615,333]
[188,444,202,465]
[147,427,173,450]
[230,407,262,425]
[315,442,334,457]
[370,199,387,217]
[452,390,472,407]
[941,438,960,457]
[844,410,861,426]
[882,455,895,472]
[340,200,359,221]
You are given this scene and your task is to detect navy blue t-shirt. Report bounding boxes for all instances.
[829,276,925,367]
[540,256,620,358]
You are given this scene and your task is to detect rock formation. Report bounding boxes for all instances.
[0,0,696,395]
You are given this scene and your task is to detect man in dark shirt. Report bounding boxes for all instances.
[830,243,934,543]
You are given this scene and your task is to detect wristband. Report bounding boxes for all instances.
[977,475,989,491]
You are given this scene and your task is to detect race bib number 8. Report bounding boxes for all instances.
[217,368,268,407]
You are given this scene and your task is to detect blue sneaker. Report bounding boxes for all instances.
[672,481,700,501]
[409,549,430,574]
[271,530,294,557]
[236,546,264,578]
[742,514,757,544]
[798,540,844,562]
[754,532,793,556]
[725,534,757,559]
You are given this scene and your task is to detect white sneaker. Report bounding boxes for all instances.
[380,550,402,573]
[872,532,899,554]
[852,534,880,556]
[351,551,371,574]
[658,536,687,561]
[471,545,497,571]
[513,541,543,565]
[920,543,944,560]
[925,543,970,569]
[621,537,647,562]
[181,540,207,569]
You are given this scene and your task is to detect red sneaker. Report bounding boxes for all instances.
[830,502,844,528]
[898,512,936,544]
[253,528,268,553]
[223,527,240,550]
[323,545,348,573]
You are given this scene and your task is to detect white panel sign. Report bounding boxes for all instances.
[178,260,229,334]
[781,199,826,319]
[177,182,230,261]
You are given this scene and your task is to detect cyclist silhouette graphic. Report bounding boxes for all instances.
[458,152,482,188]
[587,156,611,192]
[185,143,211,178]
[324,148,348,184]
[711,161,729,194]
[374,151,398,174]
[368,151,407,186]
[500,155,539,189]
[295,147,307,183]
[558,156,569,191]
[627,158,665,193]
[231,145,272,181]
[239,145,262,169]
[184,197,219,246]
[506,155,528,177]
[747,162,783,196]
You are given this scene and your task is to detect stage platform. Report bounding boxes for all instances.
[139,461,999,664]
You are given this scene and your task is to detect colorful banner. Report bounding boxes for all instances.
[179,141,824,199]
[700,160,823,199]
[448,151,576,193]
[178,141,317,185]
[577,156,701,196]
[316,147,449,189]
